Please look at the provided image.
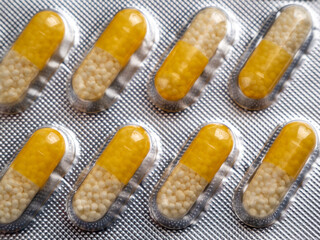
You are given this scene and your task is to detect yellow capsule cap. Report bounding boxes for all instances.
[96,126,150,184]
[180,124,234,182]
[238,40,292,99]
[155,40,209,101]
[12,11,65,70]
[264,122,316,178]
[96,9,147,67]
[11,128,66,188]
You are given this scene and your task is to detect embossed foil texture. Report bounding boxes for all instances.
[1,0,320,239]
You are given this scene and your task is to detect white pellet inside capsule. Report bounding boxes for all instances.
[0,168,39,224]
[72,165,123,222]
[72,47,121,101]
[0,51,39,104]
[156,164,207,219]
[242,162,293,218]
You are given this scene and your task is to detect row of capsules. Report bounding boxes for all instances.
[0,121,317,232]
[0,7,156,114]
[0,4,315,114]
[0,2,319,233]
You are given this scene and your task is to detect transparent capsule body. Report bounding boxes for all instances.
[233,121,318,227]
[150,123,238,229]
[230,5,313,110]
[69,8,157,112]
[0,126,77,232]
[0,10,75,114]
[67,124,158,231]
[149,7,235,112]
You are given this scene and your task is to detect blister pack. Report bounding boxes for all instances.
[1,0,320,239]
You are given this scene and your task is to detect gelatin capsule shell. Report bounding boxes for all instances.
[0,125,77,233]
[229,4,313,110]
[68,8,157,113]
[67,124,158,231]
[148,7,235,112]
[233,120,319,228]
[150,122,239,229]
[0,10,75,114]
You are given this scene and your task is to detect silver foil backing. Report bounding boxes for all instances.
[1,0,320,239]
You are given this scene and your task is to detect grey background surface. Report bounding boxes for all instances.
[1,0,320,239]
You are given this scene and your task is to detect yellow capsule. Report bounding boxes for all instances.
[0,11,65,104]
[238,6,312,99]
[72,125,150,222]
[243,122,316,218]
[154,8,227,101]
[156,124,234,219]
[72,9,147,101]
[0,128,66,224]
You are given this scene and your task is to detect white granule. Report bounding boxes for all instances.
[72,47,121,101]
[72,164,124,222]
[0,168,39,223]
[0,50,39,104]
[242,161,293,218]
[156,163,207,219]
[265,6,312,56]
[182,8,227,59]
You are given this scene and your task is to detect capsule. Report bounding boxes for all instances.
[72,9,147,101]
[242,122,316,219]
[72,125,151,223]
[0,11,65,104]
[0,128,66,224]
[155,124,233,220]
[238,6,312,100]
[154,8,227,102]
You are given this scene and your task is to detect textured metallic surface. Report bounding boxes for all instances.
[1,0,320,239]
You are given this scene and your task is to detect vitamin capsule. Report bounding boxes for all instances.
[233,121,318,227]
[0,128,66,224]
[0,11,65,104]
[72,9,147,101]
[71,125,151,223]
[238,6,312,100]
[151,123,235,228]
[243,122,316,218]
[154,8,227,102]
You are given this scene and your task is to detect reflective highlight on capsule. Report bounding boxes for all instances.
[242,122,316,218]
[154,8,227,101]
[238,6,312,99]
[156,124,233,219]
[0,11,65,104]
[72,9,147,101]
[72,125,150,222]
[0,128,66,224]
